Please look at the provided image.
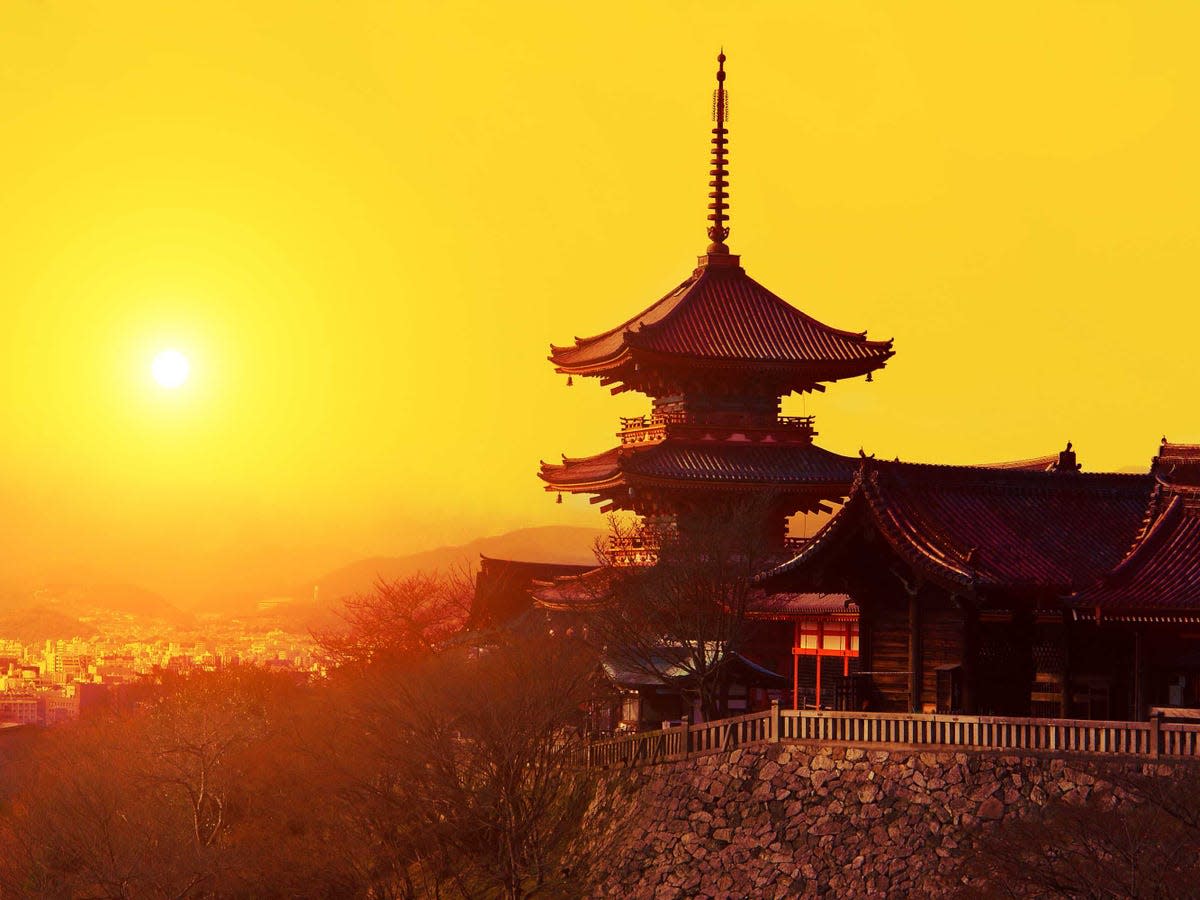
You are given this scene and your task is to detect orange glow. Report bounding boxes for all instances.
[2,2,1198,605]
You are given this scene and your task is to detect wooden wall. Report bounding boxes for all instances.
[920,593,966,711]
[861,587,965,712]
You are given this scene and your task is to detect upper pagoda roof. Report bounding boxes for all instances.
[762,455,1154,594]
[1069,442,1200,616]
[548,53,893,392]
[549,261,895,382]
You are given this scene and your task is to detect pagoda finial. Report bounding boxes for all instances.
[706,50,731,256]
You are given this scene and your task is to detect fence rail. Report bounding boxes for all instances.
[581,703,1200,768]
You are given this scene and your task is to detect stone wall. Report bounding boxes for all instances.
[570,743,1170,898]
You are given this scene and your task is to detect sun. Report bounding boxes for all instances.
[151,348,190,389]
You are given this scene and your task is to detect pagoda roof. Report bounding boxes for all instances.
[539,441,859,492]
[1070,443,1200,614]
[763,458,1154,594]
[549,260,893,384]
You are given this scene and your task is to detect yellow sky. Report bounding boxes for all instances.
[2,1,1198,605]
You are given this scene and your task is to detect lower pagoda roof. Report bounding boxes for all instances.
[762,457,1155,594]
[540,441,859,494]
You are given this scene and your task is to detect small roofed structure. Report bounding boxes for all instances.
[746,592,858,711]
[759,451,1155,717]
[598,643,787,733]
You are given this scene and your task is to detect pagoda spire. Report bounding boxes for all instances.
[706,50,731,256]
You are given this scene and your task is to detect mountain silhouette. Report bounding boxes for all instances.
[298,525,603,608]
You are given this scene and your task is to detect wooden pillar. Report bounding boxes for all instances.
[792,619,800,710]
[1133,629,1144,721]
[908,589,921,713]
[1059,610,1072,718]
[962,599,978,715]
[815,620,825,710]
[843,622,852,677]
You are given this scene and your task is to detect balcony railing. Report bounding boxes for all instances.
[606,534,660,567]
[578,704,1200,768]
[618,413,817,446]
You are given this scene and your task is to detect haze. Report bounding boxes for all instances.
[2,1,1198,609]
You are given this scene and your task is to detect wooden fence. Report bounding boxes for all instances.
[581,702,1200,768]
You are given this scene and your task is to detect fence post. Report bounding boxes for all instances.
[682,713,691,759]
[1149,711,1162,760]
[771,699,781,743]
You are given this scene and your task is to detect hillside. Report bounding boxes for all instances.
[299,525,603,607]
[0,606,100,644]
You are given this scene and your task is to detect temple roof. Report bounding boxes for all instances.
[746,592,857,620]
[603,644,786,688]
[531,566,613,612]
[470,556,595,627]
[1070,443,1200,613]
[763,458,1155,593]
[549,262,894,385]
[539,441,859,492]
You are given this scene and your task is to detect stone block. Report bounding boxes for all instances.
[977,796,1004,820]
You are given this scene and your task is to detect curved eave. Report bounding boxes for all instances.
[623,343,894,381]
[764,462,1153,595]
[858,469,979,589]
[548,343,633,377]
[755,472,872,583]
[547,275,698,373]
[761,467,1047,593]
[541,442,860,496]
[619,471,852,493]
[549,336,895,383]
[538,446,626,493]
[1104,494,1183,583]
[538,467,626,495]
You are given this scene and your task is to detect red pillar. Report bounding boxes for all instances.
[792,619,800,710]
[815,621,824,710]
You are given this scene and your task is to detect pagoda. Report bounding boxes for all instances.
[539,53,894,550]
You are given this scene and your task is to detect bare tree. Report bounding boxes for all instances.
[315,570,473,670]
[587,498,779,719]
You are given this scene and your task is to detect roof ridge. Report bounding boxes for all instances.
[861,467,975,584]
[1103,494,1184,586]
[548,275,696,355]
[869,457,1150,485]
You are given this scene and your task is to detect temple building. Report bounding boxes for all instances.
[757,447,1154,717]
[1068,442,1200,716]
[539,53,892,551]
[472,54,1200,729]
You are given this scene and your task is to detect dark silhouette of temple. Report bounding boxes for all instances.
[539,53,892,551]
[472,54,1200,727]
